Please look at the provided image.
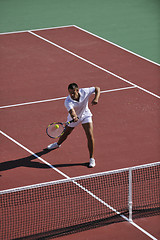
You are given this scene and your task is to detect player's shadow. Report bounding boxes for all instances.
[0,149,89,172]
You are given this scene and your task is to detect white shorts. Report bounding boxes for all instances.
[68,116,92,128]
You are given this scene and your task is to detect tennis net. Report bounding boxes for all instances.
[0,162,159,239]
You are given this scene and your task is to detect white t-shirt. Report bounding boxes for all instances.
[65,87,95,120]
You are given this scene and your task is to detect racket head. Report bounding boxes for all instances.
[46,122,65,139]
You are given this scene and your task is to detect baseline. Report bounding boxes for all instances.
[0,25,74,35]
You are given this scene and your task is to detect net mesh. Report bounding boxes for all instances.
[0,163,159,239]
[132,165,160,218]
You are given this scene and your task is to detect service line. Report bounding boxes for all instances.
[0,86,136,109]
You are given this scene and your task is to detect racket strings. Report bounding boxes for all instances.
[47,123,64,138]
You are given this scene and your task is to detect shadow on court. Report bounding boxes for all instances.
[0,149,89,172]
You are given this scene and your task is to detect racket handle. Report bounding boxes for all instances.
[68,117,79,124]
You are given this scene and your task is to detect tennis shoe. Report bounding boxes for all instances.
[47,142,61,150]
[89,158,96,168]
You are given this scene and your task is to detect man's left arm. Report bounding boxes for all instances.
[91,87,100,105]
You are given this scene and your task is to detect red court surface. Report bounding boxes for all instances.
[0,26,160,240]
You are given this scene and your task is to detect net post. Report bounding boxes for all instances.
[128,168,133,222]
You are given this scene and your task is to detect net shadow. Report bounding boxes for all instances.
[15,208,160,240]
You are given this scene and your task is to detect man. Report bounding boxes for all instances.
[47,83,100,167]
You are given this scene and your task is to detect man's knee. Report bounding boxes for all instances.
[82,123,94,139]
[64,126,74,136]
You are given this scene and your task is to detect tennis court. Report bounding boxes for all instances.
[0,24,159,239]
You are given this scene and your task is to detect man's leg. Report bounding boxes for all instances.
[47,126,74,150]
[57,126,74,145]
[82,122,95,167]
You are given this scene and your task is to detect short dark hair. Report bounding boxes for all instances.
[68,83,78,90]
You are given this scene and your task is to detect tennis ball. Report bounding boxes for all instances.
[55,124,59,129]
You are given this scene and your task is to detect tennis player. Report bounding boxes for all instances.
[47,83,100,167]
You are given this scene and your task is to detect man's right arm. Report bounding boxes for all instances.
[69,108,79,122]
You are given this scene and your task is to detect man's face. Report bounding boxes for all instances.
[68,88,79,100]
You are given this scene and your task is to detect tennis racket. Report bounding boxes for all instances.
[46,119,75,139]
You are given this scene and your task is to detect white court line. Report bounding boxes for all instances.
[0,25,74,35]
[0,129,157,240]
[0,86,135,109]
[0,96,66,109]
[0,25,159,67]
[0,130,69,179]
[100,86,136,94]
[130,222,157,240]
[74,25,160,67]
[28,31,160,100]
[0,26,158,239]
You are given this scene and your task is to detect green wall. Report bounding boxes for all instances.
[0,0,159,63]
